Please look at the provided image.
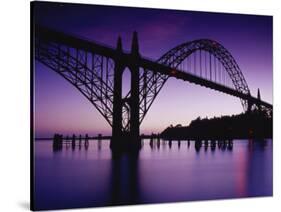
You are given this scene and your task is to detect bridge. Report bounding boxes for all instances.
[34,25,272,152]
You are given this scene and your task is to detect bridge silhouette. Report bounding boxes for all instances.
[34,25,272,152]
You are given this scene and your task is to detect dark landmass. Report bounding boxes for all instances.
[161,109,272,140]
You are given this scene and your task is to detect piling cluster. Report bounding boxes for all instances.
[52,133,90,151]
[148,135,233,152]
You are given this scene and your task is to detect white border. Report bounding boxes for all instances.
[0,0,280,211]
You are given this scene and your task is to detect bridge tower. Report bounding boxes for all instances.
[129,31,141,149]
[111,32,141,152]
[111,36,124,150]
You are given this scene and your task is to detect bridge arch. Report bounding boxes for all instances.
[157,39,251,110]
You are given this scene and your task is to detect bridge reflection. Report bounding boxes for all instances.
[109,152,140,205]
[40,136,272,209]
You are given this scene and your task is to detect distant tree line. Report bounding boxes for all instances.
[161,109,272,140]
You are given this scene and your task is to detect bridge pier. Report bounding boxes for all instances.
[110,32,141,153]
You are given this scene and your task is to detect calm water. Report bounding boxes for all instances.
[34,139,272,210]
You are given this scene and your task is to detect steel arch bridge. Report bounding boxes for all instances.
[157,39,250,110]
[136,39,252,129]
[33,25,272,150]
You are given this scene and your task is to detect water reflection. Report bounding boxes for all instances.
[235,139,271,197]
[148,139,234,153]
[53,138,236,153]
[109,153,140,205]
[34,138,273,210]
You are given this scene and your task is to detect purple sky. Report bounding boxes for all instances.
[33,2,272,137]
